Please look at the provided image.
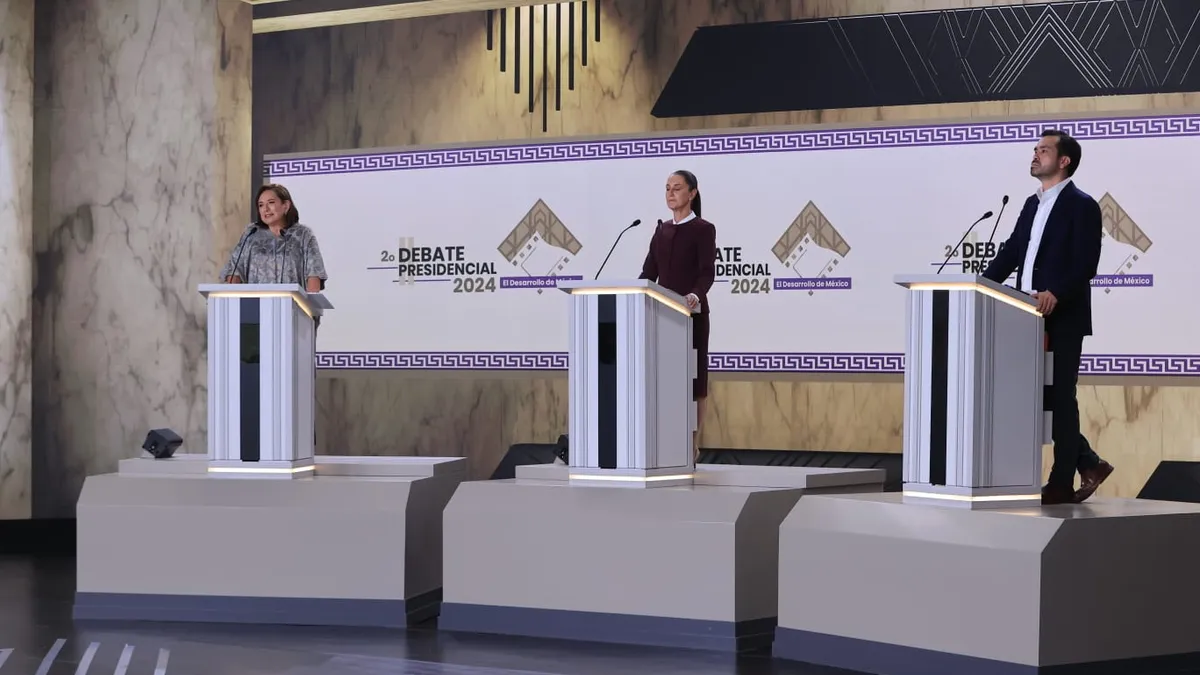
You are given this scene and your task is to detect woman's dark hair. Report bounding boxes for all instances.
[672,170,701,218]
[256,183,300,227]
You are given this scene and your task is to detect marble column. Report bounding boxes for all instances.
[32,0,251,516]
[0,0,34,520]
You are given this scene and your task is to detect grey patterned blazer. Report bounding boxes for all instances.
[220,223,328,287]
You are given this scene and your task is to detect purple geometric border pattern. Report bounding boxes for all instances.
[318,352,568,370]
[268,115,1200,178]
[316,352,1200,376]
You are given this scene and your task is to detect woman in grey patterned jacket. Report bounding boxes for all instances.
[220,183,328,292]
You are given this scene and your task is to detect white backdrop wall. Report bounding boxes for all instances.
[266,115,1197,376]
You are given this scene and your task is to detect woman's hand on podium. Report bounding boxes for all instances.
[685,293,700,310]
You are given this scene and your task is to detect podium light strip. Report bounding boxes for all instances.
[907,282,1041,317]
[903,490,1040,503]
[208,465,316,475]
[569,473,694,482]
[568,287,692,317]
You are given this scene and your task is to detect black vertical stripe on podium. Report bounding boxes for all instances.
[1043,336,1054,416]
[596,294,617,469]
[928,290,949,485]
[1044,348,1054,433]
[239,298,261,462]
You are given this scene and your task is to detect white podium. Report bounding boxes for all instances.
[894,274,1051,509]
[558,280,697,488]
[199,284,333,478]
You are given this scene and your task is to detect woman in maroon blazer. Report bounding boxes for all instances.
[639,170,717,460]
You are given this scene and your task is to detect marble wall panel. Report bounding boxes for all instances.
[31,0,251,517]
[0,0,35,520]
[254,0,1200,496]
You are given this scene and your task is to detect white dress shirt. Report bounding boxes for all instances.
[1020,178,1071,293]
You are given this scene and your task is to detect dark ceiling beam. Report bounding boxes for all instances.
[653,1,1200,118]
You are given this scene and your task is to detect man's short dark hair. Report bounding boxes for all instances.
[1042,129,1081,177]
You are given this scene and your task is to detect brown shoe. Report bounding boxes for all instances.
[1074,461,1114,503]
[1041,484,1076,505]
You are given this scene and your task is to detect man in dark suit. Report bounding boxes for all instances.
[982,129,1114,505]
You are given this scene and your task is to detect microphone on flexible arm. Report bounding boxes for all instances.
[985,195,1010,247]
[593,219,641,279]
[226,224,256,283]
[936,210,993,274]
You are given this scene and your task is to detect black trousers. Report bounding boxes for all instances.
[1046,330,1102,488]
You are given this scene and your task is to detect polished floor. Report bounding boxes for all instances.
[0,555,860,675]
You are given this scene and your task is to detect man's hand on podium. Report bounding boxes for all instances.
[685,293,700,310]
[1033,290,1057,315]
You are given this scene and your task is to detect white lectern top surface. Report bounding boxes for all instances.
[198,283,333,313]
[893,274,1039,316]
[558,279,695,316]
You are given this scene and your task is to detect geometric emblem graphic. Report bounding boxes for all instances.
[1098,192,1153,294]
[497,199,583,293]
[772,201,852,295]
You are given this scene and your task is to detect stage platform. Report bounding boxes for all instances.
[73,454,464,628]
[439,464,886,652]
[774,493,1200,675]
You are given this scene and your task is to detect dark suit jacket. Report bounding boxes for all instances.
[982,181,1102,336]
[639,217,717,313]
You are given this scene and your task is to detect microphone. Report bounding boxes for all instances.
[937,210,993,274]
[593,219,641,279]
[985,195,1010,246]
[226,224,256,283]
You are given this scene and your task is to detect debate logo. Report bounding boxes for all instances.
[496,199,583,294]
[1097,193,1153,292]
[383,236,499,293]
[770,201,853,295]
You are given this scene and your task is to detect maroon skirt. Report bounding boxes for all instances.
[693,313,710,400]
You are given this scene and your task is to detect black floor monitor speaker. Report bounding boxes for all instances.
[490,436,570,480]
[1138,461,1200,503]
[143,428,183,459]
